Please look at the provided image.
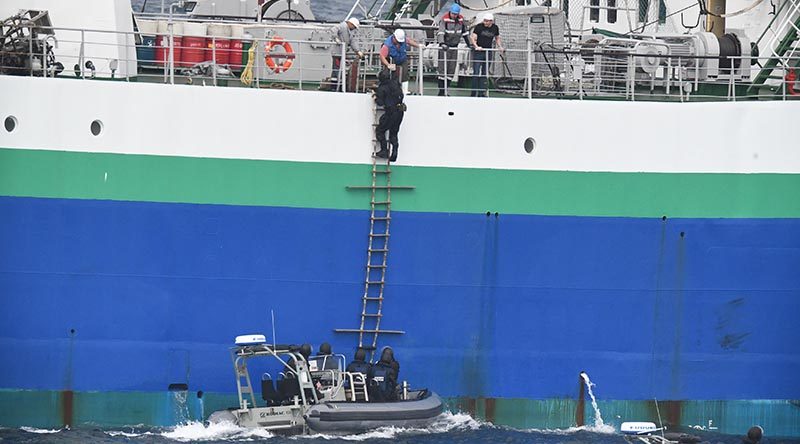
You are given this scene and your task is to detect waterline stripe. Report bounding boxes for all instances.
[1,148,798,218]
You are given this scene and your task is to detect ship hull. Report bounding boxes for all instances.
[0,76,798,435]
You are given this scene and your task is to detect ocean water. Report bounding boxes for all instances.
[2,412,799,444]
[131,0,353,21]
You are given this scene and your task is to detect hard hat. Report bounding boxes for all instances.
[393,28,406,43]
[484,13,494,21]
[450,4,462,14]
[346,17,360,28]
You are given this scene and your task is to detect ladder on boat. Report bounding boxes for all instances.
[335,100,414,361]
[748,0,800,95]
[235,359,257,410]
[388,0,436,20]
[346,0,438,21]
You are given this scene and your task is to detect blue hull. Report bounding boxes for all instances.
[1,196,799,431]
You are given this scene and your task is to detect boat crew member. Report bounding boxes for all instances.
[470,13,504,97]
[331,17,364,90]
[286,343,313,376]
[379,29,421,94]
[345,348,371,375]
[436,3,470,96]
[374,69,406,162]
[368,346,399,401]
[317,342,338,370]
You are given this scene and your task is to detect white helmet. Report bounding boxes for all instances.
[483,13,494,21]
[393,28,406,43]
[346,17,360,28]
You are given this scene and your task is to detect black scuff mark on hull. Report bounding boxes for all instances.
[716,297,751,350]
[461,213,498,406]
[719,332,751,350]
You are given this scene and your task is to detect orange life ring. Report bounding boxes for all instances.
[264,37,295,73]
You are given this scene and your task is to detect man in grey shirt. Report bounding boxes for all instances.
[331,17,364,90]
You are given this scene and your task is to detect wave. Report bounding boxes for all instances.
[161,420,275,442]
[20,426,63,434]
[505,423,618,435]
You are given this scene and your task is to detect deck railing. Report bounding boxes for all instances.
[1,21,798,102]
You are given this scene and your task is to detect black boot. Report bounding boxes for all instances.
[375,148,389,159]
[389,145,398,162]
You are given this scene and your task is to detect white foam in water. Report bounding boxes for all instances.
[20,426,62,434]
[297,411,484,441]
[106,430,149,438]
[580,372,616,434]
[161,420,274,442]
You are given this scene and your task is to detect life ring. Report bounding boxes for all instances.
[265,37,295,73]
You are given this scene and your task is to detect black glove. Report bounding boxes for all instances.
[440,43,449,51]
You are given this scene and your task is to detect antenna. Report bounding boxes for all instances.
[271,309,277,348]
[654,398,666,440]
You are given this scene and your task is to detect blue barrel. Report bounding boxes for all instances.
[136,20,158,65]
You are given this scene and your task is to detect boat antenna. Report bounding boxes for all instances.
[654,398,666,439]
[271,309,277,348]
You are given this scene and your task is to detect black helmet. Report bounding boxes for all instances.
[300,343,312,359]
[354,348,366,362]
[379,346,394,364]
[319,342,332,355]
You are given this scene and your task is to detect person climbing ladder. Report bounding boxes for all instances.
[374,69,406,162]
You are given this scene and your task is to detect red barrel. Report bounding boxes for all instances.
[207,38,231,65]
[207,24,232,66]
[181,22,208,67]
[155,35,184,67]
[230,39,244,70]
[229,25,245,71]
[155,21,183,67]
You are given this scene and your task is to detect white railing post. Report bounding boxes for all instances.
[444,48,448,96]
[418,45,424,96]
[168,23,175,85]
[527,30,532,99]
[341,42,347,92]
[212,35,217,86]
[79,30,86,79]
[678,57,684,102]
[782,65,787,100]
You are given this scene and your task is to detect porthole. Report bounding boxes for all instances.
[90,120,103,136]
[4,116,18,133]
[524,137,536,154]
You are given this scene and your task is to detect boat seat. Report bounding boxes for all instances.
[261,374,281,406]
[277,377,301,404]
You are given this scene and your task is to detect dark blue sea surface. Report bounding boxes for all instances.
[131,0,352,21]
[2,413,799,444]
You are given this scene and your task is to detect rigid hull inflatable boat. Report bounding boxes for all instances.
[305,389,442,433]
[207,335,443,434]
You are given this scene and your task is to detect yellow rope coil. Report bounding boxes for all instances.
[240,43,256,86]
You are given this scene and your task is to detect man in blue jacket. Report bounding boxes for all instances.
[379,29,421,94]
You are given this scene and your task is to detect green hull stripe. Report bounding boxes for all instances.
[2,148,799,218]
